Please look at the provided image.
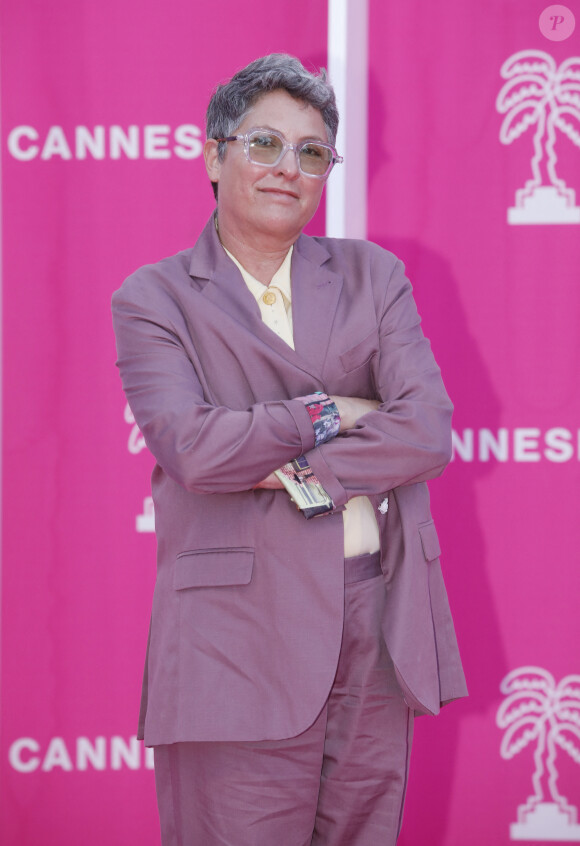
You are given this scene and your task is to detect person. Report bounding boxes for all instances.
[112,53,467,846]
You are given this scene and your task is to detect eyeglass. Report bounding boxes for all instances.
[215,128,343,178]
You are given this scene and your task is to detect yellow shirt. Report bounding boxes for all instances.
[224,244,380,558]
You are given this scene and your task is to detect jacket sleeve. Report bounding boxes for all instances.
[305,255,453,507]
[111,278,315,494]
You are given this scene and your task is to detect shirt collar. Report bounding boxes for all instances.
[221,243,293,306]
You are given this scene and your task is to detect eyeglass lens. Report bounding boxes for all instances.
[247,131,333,175]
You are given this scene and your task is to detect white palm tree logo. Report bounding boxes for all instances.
[124,401,146,454]
[497,666,580,840]
[496,50,580,224]
[123,402,154,533]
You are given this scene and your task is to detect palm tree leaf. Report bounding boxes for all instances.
[554,701,580,733]
[499,100,543,144]
[500,666,555,695]
[497,691,547,728]
[557,57,580,80]
[500,716,542,759]
[496,75,549,113]
[557,675,580,697]
[552,723,580,765]
[552,107,580,148]
[500,50,555,79]
[555,82,580,109]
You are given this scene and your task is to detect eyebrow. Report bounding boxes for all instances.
[250,125,329,144]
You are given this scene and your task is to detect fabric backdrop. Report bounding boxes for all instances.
[2,2,579,844]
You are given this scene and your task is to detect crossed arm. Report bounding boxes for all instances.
[255,396,380,489]
[112,254,452,503]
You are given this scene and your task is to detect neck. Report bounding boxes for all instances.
[216,214,296,286]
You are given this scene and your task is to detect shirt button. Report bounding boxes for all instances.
[262,291,276,306]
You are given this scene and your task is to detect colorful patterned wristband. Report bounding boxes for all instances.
[296,392,340,447]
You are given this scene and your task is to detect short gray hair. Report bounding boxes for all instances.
[206,53,339,198]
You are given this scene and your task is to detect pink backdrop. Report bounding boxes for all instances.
[2,1,579,844]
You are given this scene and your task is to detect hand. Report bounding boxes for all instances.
[330,396,381,432]
[253,472,285,490]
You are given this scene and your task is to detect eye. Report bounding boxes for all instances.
[301,144,324,159]
[250,133,279,148]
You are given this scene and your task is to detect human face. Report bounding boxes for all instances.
[204,89,330,247]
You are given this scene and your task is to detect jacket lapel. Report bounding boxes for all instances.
[291,234,343,378]
[188,215,263,334]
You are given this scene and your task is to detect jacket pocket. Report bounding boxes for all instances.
[339,329,379,373]
[174,547,254,589]
[418,521,441,562]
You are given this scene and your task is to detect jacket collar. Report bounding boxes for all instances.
[187,212,333,279]
[188,213,343,381]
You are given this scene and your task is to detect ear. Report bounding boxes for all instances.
[204,139,222,183]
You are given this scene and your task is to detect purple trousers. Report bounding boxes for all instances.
[154,553,414,846]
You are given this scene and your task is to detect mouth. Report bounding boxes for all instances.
[259,187,300,199]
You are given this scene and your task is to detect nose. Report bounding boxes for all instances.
[275,146,300,178]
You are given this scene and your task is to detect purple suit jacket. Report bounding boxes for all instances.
[112,215,467,746]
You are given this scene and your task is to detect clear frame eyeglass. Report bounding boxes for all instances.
[215,128,343,178]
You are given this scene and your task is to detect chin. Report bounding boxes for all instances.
[257,210,305,235]
[266,222,305,241]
